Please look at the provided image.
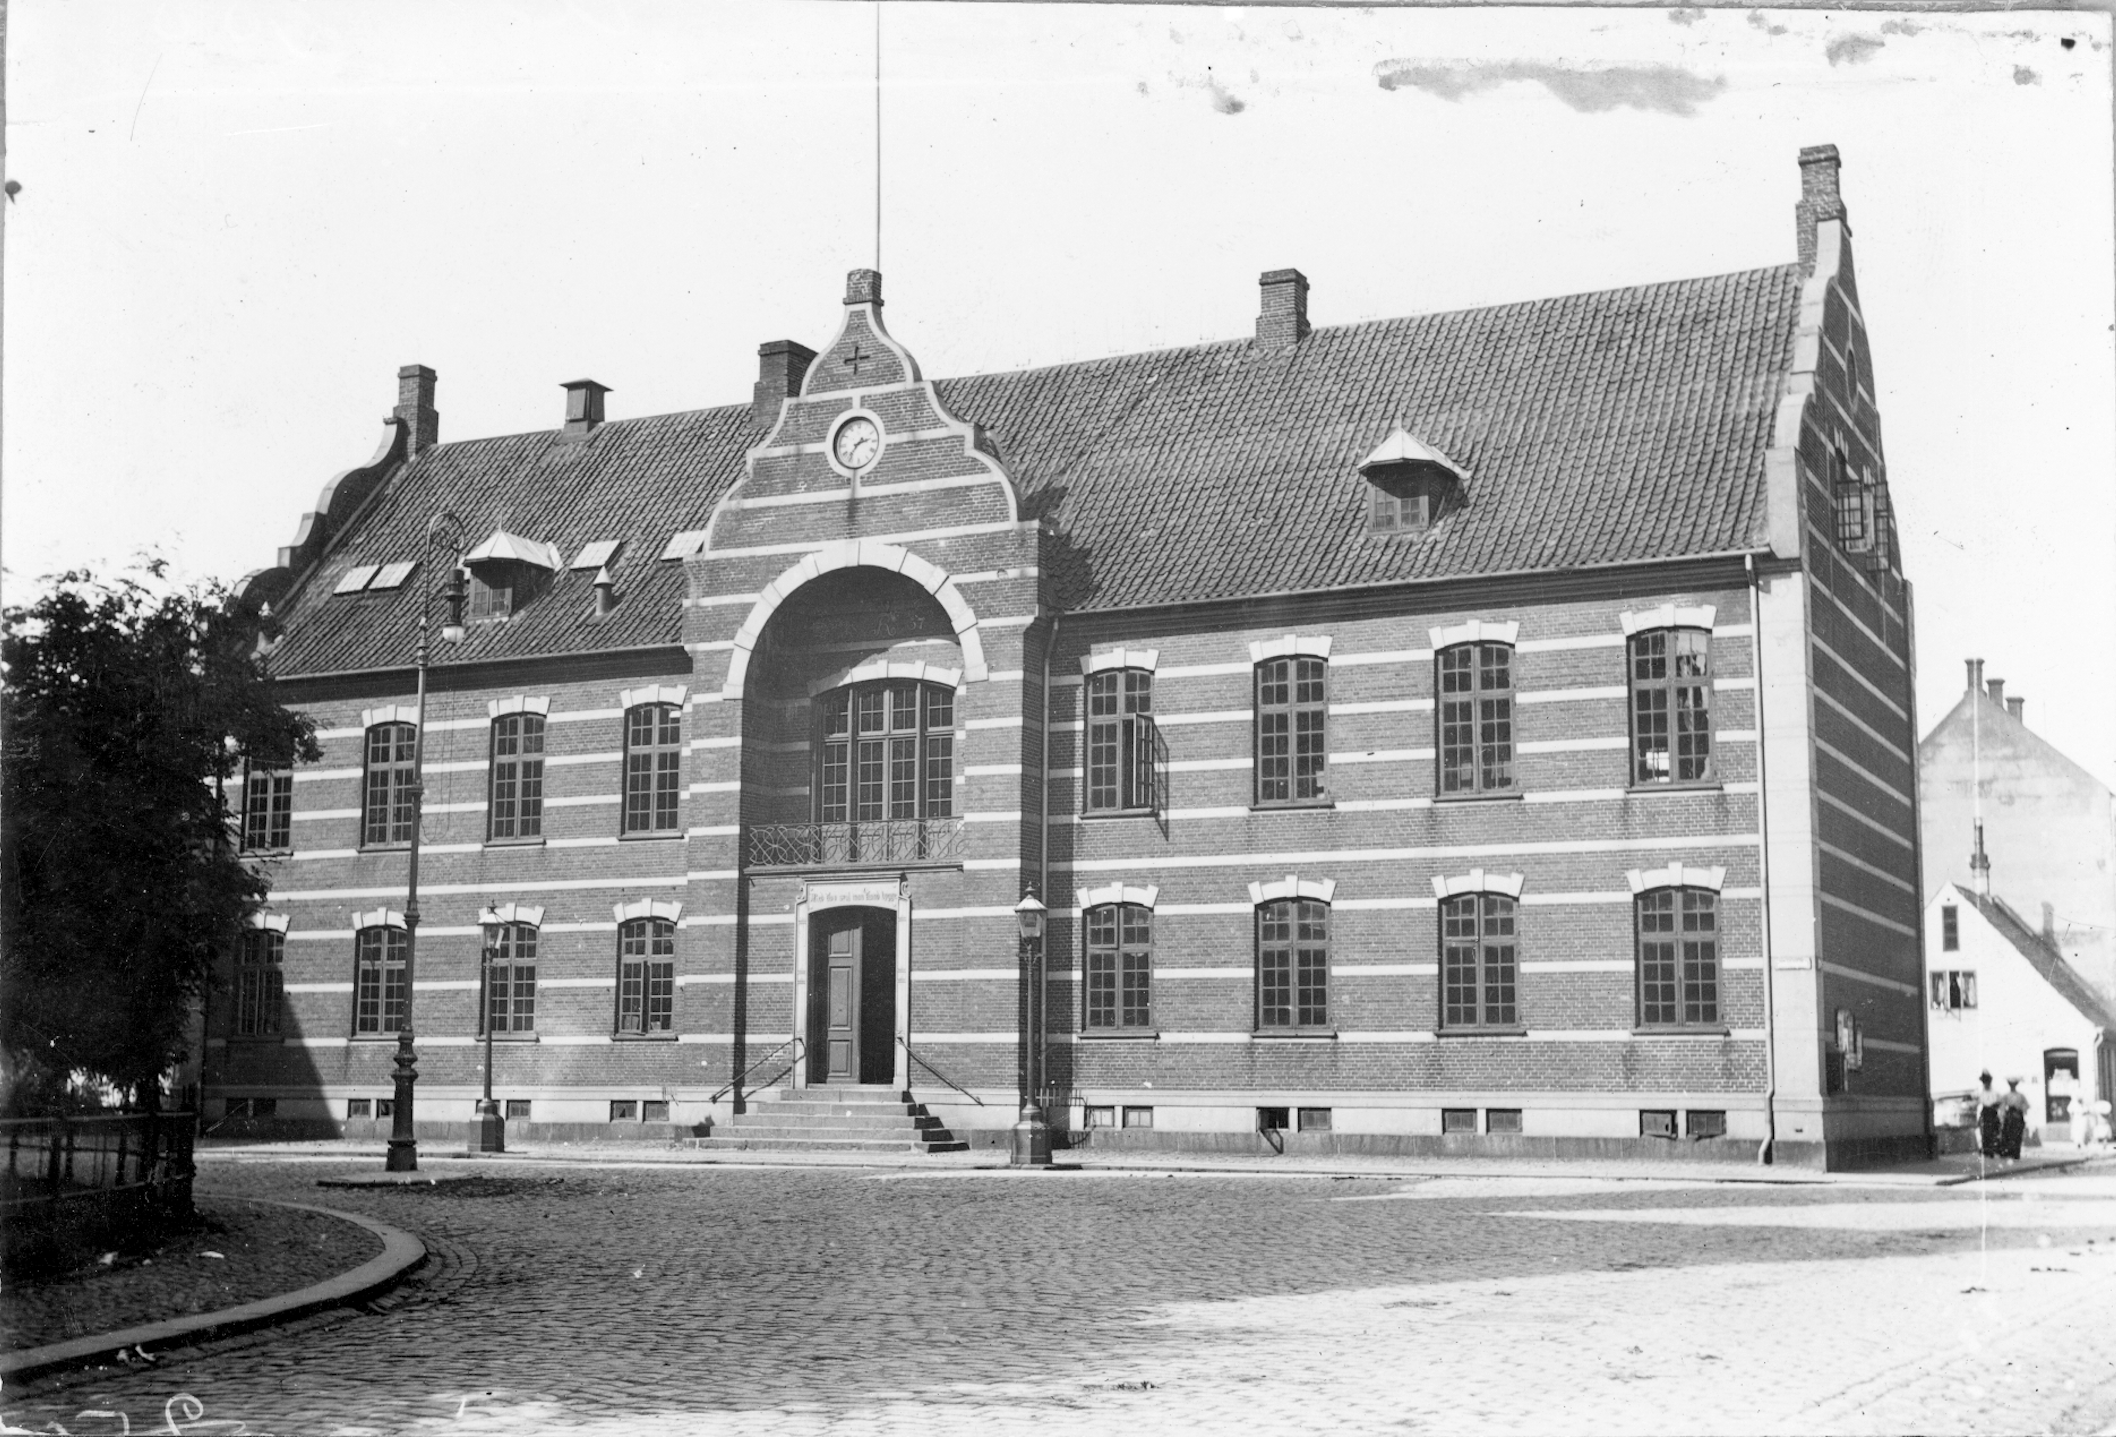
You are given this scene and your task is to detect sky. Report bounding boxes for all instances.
[6,2,2113,787]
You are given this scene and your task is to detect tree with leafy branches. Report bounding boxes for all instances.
[1,562,318,1113]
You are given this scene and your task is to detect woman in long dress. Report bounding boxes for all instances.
[1999,1078,2030,1160]
[1977,1071,2003,1159]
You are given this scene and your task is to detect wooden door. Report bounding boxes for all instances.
[823,922,861,1083]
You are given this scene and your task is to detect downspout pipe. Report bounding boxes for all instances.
[1749,554,1778,1165]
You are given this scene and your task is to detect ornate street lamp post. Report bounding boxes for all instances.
[474,911,505,1153]
[384,513,469,1174]
[1011,891,1051,1167]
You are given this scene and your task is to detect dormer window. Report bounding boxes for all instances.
[462,530,562,624]
[1358,427,1465,536]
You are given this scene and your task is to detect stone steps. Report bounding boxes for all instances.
[686,1086,968,1155]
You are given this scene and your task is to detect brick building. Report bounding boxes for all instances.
[209,145,1928,1168]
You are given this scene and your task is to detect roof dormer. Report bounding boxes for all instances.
[1359,427,1466,535]
[462,529,562,623]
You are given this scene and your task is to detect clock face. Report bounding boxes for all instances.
[833,416,881,471]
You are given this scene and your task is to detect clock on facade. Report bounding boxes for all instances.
[832,416,881,471]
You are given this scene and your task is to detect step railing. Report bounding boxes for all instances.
[710,1038,803,1104]
[897,1036,985,1107]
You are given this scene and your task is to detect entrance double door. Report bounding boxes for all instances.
[809,909,896,1086]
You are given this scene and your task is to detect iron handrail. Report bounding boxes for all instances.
[710,1038,803,1104]
[897,1036,986,1107]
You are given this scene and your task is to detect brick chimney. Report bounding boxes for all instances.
[2008,696,2025,724]
[754,340,817,428]
[1257,269,1310,349]
[1795,144,1848,273]
[1965,657,1984,693]
[1986,677,2006,707]
[560,379,611,440]
[395,365,438,455]
[844,269,883,307]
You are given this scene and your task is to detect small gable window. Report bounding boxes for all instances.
[1358,427,1466,537]
[462,531,562,624]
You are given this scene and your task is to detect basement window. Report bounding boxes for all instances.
[1639,1109,1678,1139]
[609,1100,639,1122]
[1487,1109,1523,1135]
[1442,1108,1478,1135]
[1122,1106,1154,1129]
[1685,1110,1727,1140]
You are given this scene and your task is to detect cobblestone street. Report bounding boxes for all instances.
[8,1157,2116,1435]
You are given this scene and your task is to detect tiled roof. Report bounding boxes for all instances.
[266,264,1803,676]
[1972,891,2116,1033]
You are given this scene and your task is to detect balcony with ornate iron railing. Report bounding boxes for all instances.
[746,818,966,871]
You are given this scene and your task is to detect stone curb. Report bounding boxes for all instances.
[0,1199,426,1385]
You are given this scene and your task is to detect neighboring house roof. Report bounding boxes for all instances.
[264,262,1804,677]
[1953,886,2116,1033]
[1919,688,2115,802]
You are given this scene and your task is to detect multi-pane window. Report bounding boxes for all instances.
[483,923,537,1034]
[816,682,955,823]
[235,929,284,1036]
[1629,630,1712,785]
[353,925,408,1035]
[1084,904,1153,1031]
[489,714,546,840]
[1257,898,1329,1030]
[1438,644,1515,795]
[1636,889,1720,1028]
[362,722,418,846]
[1833,469,1867,549]
[1441,892,1518,1029]
[1941,904,1959,951]
[616,919,676,1034]
[1256,658,1327,805]
[1369,484,1428,534]
[241,763,293,851]
[1930,970,1977,1012]
[1086,670,1156,813]
[623,704,682,834]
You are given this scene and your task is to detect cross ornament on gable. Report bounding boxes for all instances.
[845,341,870,375]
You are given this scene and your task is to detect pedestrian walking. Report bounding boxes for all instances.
[1977,1071,2003,1159]
[2000,1077,2030,1161]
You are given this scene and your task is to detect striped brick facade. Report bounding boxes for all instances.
[210,148,1926,1168]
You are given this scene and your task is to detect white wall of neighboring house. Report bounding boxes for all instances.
[1925,883,2106,1142]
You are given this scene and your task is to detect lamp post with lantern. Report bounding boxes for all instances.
[473,910,506,1153]
[1011,891,1051,1167]
[383,512,470,1174]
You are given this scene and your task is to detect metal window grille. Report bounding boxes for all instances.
[362,723,418,846]
[1296,1107,1331,1132]
[241,764,293,851]
[1685,1109,1727,1139]
[1486,1108,1524,1134]
[489,714,546,840]
[353,926,407,1034]
[1442,1108,1478,1134]
[484,924,538,1033]
[1438,643,1515,794]
[1440,892,1517,1029]
[1084,904,1153,1030]
[1256,657,1327,804]
[616,919,676,1033]
[1636,889,1719,1027]
[1257,898,1328,1029]
[235,929,284,1036]
[1629,630,1712,784]
[1086,670,1157,813]
[623,704,682,834]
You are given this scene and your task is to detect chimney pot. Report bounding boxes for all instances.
[2043,901,2058,941]
[754,340,817,429]
[1257,268,1311,349]
[2007,696,2025,723]
[1965,657,1985,693]
[844,269,883,306]
[1795,143,1849,272]
[1987,677,2006,706]
[560,379,612,439]
[395,364,439,455]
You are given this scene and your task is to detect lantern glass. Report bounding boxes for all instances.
[481,918,504,954]
[1013,897,1046,942]
[441,568,469,644]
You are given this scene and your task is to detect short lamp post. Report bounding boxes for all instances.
[473,911,506,1154]
[383,514,469,1174]
[1011,892,1051,1167]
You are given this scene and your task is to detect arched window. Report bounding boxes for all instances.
[616,918,676,1034]
[1255,657,1327,806]
[1440,892,1517,1030]
[1437,642,1515,795]
[362,722,417,846]
[1635,888,1719,1029]
[353,924,408,1034]
[1628,629,1711,785]
[624,704,682,834]
[483,923,538,1034]
[1085,669,1156,815]
[236,929,284,1036]
[815,681,954,825]
[489,713,546,841]
[1084,903,1153,1031]
[1257,898,1329,1031]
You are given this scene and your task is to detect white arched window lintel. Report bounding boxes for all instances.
[479,903,547,929]
[1248,875,1337,906]
[1619,604,1717,637]
[1077,883,1159,912]
[1429,870,1526,900]
[1626,864,1727,894]
[1428,620,1521,651]
[613,898,685,925]
[1248,635,1332,664]
[351,908,408,931]
[487,696,552,720]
